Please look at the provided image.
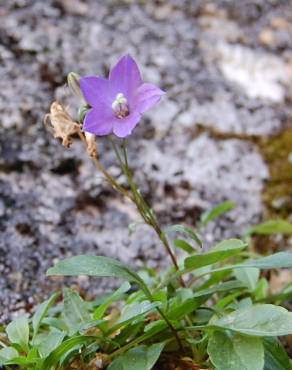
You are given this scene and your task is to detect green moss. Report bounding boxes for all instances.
[259,128,292,219]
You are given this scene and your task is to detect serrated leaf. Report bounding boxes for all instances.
[6,316,29,352]
[200,201,235,227]
[263,337,292,370]
[32,292,59,338]
[248,220,292,236]
[208,331,264,370]
[108,343,164,370]
[63,288,91,335]
[234,267,260,291]
[185,239,247,270]
[164,224,202,248]
[212,304,292,336]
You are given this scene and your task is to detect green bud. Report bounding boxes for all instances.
[78,105,90,123]
[67,72,83,99]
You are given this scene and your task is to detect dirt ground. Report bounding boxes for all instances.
[0,0,292,322]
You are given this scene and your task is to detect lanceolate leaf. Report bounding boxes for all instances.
[208,331,264,370]
[0,347,19,366]
[184,239,247,270]
[108,343,164,370]
[32,292,60,338]
[164,224,202,248]
[47,255,137,282]
[40,336,95,370]
[211,304,292,336]
[200,201,235,227]
[247,220,292,236]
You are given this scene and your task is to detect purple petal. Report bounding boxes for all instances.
[109,55,143,98]
[113,112,141,138]
[80,76,115,107]
[132,83,165,114]
[83,107,115,136]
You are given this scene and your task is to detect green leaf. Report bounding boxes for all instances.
[0,347,19,365]
[248,220,292,236]
[40,336,94,370]
[212,304,292,336]
[93,282,131,320]
[38,331,65,358]
[32,292,59,338]
[164,224,202,248]
[200,201,235,227]
[63,288,91,335]
[208,331,264,370]
[108,343,164,370]
[234,267,260,291]
[184,252,292,278]
[6,316,29,352]
[263,337,292,370]
[47,255,137,281]
[117,301,157,325]
[185,239,247,270]
[173,239,195,254]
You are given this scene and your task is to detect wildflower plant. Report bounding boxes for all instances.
[1,55,292,370]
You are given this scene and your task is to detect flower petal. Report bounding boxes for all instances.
[83,107,115,136]
[80,76,115,107]
[132,83,165,114]
[113,112,141,138]
[109,55,143,98]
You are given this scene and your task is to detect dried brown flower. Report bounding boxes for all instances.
[44,101,81,148]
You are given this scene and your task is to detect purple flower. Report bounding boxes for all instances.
[80,55,165,138]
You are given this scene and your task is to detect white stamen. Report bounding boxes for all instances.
[111,92,129,118]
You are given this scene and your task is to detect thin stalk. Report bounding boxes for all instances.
[77,131,132,200]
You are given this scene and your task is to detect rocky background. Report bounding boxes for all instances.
[0,0,292,322]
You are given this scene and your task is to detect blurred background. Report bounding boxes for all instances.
[0,0,291,322]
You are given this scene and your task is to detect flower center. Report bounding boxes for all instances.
[111,93,129,119]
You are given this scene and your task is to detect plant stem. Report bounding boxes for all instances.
[111,138,185,287]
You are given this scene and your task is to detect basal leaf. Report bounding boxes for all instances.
[0,347,19,366]
[208,331,264,370]
[263,337,292,370]
[63,288,91,335]
[108,343,164,370]
[32,292,60,338]
[38,331,66,358]
[6,316,29,352]
[212,304,292,336]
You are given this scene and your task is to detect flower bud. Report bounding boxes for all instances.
[78,104,90,123]
[67,72,84,100]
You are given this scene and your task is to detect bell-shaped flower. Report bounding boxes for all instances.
[80,54,165,138]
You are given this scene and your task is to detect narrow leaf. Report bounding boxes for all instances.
[248,220,292,236]
[185,239,247,270]
[32,292,59,338]
[173,239,195,254]
[164,224,202,248]
[263,337,292,370]
[200,201,235,227]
